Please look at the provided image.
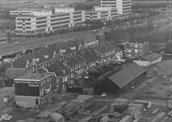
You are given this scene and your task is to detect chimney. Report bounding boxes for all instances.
[62,70,65,74]
[7,30,11,43]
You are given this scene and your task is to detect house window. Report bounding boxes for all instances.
[134,44,138,48]
[134,49,138,53]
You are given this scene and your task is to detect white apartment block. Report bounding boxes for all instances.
[12,6,118,36]
[101,0,116,8]
[101,0,131,15]
[85,6,117,21]
[13,8,85,35]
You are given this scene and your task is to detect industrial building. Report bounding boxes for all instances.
[83,63,145,95]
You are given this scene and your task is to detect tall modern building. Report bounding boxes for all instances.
[11,7,118,36]
[85,6,117,21]
[101,0,131,15]
[11,8,85,36]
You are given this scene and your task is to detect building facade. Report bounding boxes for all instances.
[12,8,85,35]
[85,6,117,21]
[11,6,118,36]
[101,0,131,15]
[122,42,149,58]
[14,70,57,108]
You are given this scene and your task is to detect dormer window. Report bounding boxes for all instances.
[70,47,76,50]
[60,49,66,53]
[34,58,40,62]
[44,55,49,59]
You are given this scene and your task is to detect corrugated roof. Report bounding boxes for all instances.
[108,63,145,88]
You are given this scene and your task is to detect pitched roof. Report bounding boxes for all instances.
[66,40,77,52]
[65,55,86,68]
[108,63,145,88]
[32,47,52,65]
[47,61,70,76]
[58,42,72,55]
[13,54,33,68]
[48,44,60,54]
[78,48,98,64]
[91,43,111,56]
[156,59,172,71]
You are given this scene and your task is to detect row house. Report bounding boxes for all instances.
[14,69,57,108]
[77,48,99,70]
[89,43,115,64]
[65,55,86,80]
[7,37,87,79]
[7,46,54,79]
[47,61,70,93]
[47,54,86,91]
[27,47,54,72]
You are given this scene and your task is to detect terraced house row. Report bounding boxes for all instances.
[7,37,122,108]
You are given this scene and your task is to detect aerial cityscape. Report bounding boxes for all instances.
[1,0,172,122]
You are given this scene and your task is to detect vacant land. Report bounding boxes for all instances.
[136,77,172,100]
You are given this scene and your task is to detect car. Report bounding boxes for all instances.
[1,114,12,121]
[101,93,107,97]
[102,27,106,30]
[93,30,98,33]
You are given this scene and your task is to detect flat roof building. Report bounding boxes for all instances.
[85,6,117,21]
[11,6,118,36]
[14,70,57,108]
[14,8,85,35]
[101,0,131,15]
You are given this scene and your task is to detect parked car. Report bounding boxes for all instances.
[1,114,13,121]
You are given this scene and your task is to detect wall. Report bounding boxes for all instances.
[133,60,150,67]
[15,95,39,108]
[6,68,25,79]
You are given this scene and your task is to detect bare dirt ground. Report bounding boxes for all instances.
[136,76,172,100]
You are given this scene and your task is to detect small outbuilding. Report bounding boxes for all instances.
[133,53,162,67]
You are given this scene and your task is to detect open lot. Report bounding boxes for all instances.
[135,76,172,100]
